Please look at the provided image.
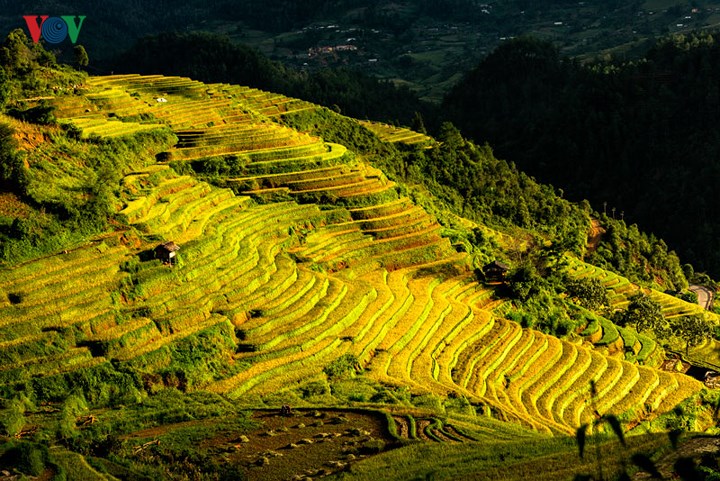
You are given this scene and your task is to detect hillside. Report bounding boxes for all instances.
[0,75,709,479]
[5,0,720,104]
[0,20,715,474]
[443,33,720,280]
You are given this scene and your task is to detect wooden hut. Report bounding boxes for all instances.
[155,241,180,265]
[483,260,509,282]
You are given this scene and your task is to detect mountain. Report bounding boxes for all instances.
[0,0,717,102]
[109,31,428,126]
[442,33,720,279]
[0,30,718,480]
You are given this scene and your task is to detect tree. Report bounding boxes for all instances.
[677,291,698,304]
[438,122,465,147]
[0,29,33,74]
[57,393,88,440]
[74,44,89,69]
[0,398,26,436]
[0,66,10,109]
[0,123,27,195]
[507,264,544,301]
[621,293,666,335]
[566,277,609,310]
[670,314,712,355]
[411,111,427,134]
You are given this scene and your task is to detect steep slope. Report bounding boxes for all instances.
[0,75,713,479]
[0,75,709,449]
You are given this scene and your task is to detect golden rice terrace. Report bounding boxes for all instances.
[0,74,714,445]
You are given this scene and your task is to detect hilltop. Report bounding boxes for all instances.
[0,37,719,480]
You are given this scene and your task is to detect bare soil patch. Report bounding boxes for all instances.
[223,409,396,481]
[587,219,606,252]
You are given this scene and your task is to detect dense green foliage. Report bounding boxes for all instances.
[669,314,714,354]
[588,214,688,290]
[443,33,720,277]
[0,128,175,264]
[0,29,85,107]
[565,277,609,310]
[282,109,591,255]
[0,30,165,264]
[404,123,589,249]
[282,107,690,289]
[619,293,667,335]
[0,122,26,194]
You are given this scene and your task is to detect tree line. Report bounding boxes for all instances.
[109,31,428,125]
[442,33,720,277]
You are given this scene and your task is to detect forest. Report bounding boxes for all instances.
[443,32,720,277]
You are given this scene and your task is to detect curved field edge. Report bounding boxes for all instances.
[0,73,714,479]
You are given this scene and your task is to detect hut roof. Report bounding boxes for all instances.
[157,241,180,253]
[484,260,509,271]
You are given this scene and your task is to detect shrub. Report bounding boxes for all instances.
[619,293,667,336]
[0,123,28,195]
[0,398,25,436]
[300,380,330,399]
[566,277,610,310]
[7,102,56,125]
[358,438,386,454]
[370,388,399,404]
[323,354,360,379]
[0,441,49,476]
[677,291,698,304]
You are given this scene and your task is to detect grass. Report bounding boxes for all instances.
[49,448,112,480]
[332,432,681,481]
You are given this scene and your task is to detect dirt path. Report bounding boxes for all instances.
[587,219,606,252]
[689,284,714,310]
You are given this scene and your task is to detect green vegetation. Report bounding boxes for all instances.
[332,431,681,481]
[443,33,720,279]
[0,36,716,480]
[566,277,610,310]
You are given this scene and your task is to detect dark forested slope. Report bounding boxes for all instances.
[443,33,720,276]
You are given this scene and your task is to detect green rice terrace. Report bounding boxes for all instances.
[0,73,719,480]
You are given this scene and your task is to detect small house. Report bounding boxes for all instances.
[155,241,180,265]
[483,260,509,282]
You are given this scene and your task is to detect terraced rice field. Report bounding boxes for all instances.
[359,121,435,147]
[566,258,720,361]
[0,74,707,441]
[566,258,715,319]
